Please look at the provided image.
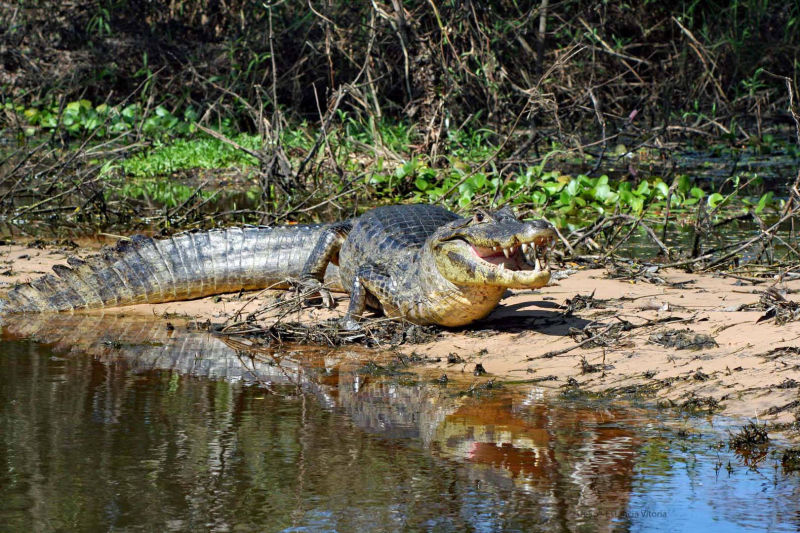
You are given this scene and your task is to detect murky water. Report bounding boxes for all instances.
[1,315,799,532]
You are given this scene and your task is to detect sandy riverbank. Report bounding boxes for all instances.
[1,240,799,436]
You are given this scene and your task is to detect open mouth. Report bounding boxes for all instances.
[469,235,554,273]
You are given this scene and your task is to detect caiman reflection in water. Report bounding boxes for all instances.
[2,314,639,530]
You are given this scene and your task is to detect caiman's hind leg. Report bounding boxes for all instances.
[299,221,352,307]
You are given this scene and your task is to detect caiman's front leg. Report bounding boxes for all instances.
[340,265,396,330]
[299,221,352,307]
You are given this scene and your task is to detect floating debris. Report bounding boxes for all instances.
[757,346,800,360]
[606,262,695,288]
[215,318,439,348]
[649,328,718,350]
[781,448,800,473]
[569,319,635,348]
[753,287,800,325]
[729,422,769,448]
[728,421,770,465]
[679,395,721,413]
[447,353,465,364]
[777,379,799,389]
[562,290,606,316]
[580,357,604,374]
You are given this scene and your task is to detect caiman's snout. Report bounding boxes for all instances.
[433,212,557,289]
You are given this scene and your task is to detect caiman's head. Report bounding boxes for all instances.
[430,206,556,289]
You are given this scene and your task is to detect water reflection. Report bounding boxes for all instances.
[1,314,798,531]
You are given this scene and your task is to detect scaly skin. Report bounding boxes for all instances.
[328,204,555,327]
[0,204,556,327]
[0,224,340,312]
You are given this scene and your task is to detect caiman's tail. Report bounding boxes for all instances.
[0,224,331,313]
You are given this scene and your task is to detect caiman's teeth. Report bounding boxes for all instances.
[493,246,498,252]
[521,243,529,253]
[498,263,506,271]
[534,258,542,271]
[503,248,510,258]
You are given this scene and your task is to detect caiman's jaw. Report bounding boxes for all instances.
[431,207,557,289]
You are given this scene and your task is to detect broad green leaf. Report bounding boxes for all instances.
[542,182,563,194]
[592,183,612,201]
[755,192,773,214]
[122,104,139,119]
[707,192,724,208]
[677,175,691,194]
[531,190,547,205]
[565,179,580,196]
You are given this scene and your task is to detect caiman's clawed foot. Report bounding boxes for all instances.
[337,316,363,332]
[293,278,336,309]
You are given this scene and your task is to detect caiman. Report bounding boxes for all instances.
[0,204,556,327]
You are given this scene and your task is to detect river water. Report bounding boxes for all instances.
[1,315,799,532]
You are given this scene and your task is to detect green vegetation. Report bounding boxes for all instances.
[5,97,786,230]
[9,100,197,139]
[116,179,212,209]
[119,136,258,177]
[0,0,798,271]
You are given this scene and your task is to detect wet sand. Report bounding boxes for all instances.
[2,241,799,435]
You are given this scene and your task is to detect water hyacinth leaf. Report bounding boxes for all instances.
[122,104,139,120]
[755,192,773,214]
[565,178,580,197]
[592,182,613,202]
[471,173,487,189]
[707,193,725,208]
[84,114,102,131]
[42,113,58,128]
[542,181,563,195]
[531,190,547,205]
[65,101,83,115]
[677,175,692,194]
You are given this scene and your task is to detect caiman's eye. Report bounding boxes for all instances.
[473,212,484,223]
